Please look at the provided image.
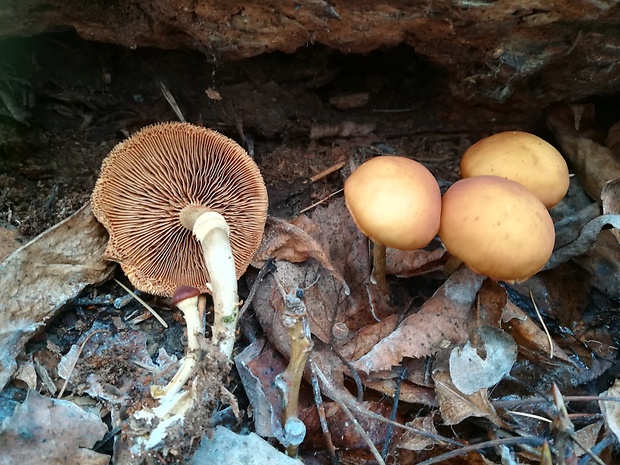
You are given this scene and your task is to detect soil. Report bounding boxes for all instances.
[0,30,548,242]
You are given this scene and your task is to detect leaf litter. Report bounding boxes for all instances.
[2,103,620,464]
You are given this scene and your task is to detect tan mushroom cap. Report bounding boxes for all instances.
[344,156,442,250]
[459,131,570,208]
[439,176,555,282]
[91,122,268,296]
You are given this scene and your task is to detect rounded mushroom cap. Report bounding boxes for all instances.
[91,122,268,297]
[344,156,441,250]
[439,176,555,282]
[460,131,570,208]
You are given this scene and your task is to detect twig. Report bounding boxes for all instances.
[160,81,186,122]
[416,436,545,465]
[310,159,346,183]
[530,292,554,358]
[58,329,109,398]
[299,188,344,214]
[115,279,168,328]
[312,361,386,465]
[238,258,276,319]
[493,396,620,409]
[506,410,552,423]
[309,359,339,465]
[381,367,406,459]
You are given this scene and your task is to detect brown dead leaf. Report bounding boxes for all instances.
[501,301,571,362]
[0,226,20,262]
[396,416,441,451]
[601,177,620,243]
[352,267,485,374]
[0,390,109,465]
[0,203,114,390]
[301,400,393,450]
[432,369,500,426]
[547,104,620,202]
[234,338,292,442]
[386,246,447,278]
[599,379,620,446]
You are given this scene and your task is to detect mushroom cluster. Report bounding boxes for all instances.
[92,122,268,398]
[439,131,569,282]
[343,132,569,287]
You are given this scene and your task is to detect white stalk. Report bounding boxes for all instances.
[192,211,239,358]
[151,295,204,400]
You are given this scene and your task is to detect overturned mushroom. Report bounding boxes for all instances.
[91,122,268,365]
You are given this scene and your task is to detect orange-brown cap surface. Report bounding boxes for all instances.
[439,176,555,282]
[344,156,441,250]
[91,122,268,296]
[459,131,569,208]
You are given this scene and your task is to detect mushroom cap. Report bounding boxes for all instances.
[91,122,268,297]
[344,156,441,250]
[439,176,555,282]
[460,131,570,208]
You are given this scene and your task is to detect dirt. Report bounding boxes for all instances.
[0,30,544,242]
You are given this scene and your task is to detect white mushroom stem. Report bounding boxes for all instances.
[192,211,240,358]
[151,294,205,400]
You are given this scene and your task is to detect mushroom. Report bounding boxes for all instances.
[439,176,555,282]
[91,122,268,366]
[150,285,204,400]
[344,156,442,293]
[459,131,570,208]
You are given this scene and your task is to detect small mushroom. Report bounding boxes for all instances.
[459,131,570,208]
[439,176,555,282]
[151,285,204,400]
[91,122,268,361]
[344,156,442,293]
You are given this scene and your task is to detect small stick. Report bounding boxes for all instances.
[309,359,338,465]
[238,258,276,319]
[530,292,554,359]
[310,159,346,183]
[58,330,109,398]
[115,279,168,328]
[313,361,386,465]
[299,188,344,214]
[160,81,186,122]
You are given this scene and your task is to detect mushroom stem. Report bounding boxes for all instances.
[151,294,205,399]
[370,241,390,295]
[186,209,239,358]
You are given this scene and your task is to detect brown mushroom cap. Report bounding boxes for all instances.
[91,122,268,296]
[459,131,570,208]
[439,176,555,282]
[344,156,441,250]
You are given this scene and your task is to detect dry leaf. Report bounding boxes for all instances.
[0,390,109,465]
[545,208,620,270]
[449,326,517,395]
[189,426,299,465]
[386,247,447,278]
[501,301,570,362]
[234,339,290,441]
[0,203,114,390]
[353,267,485,374]
[599,379,620,445]
[601,177,620,243]
[433,369,499,426]
[547,104,620,202]
[396,416,441,451]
